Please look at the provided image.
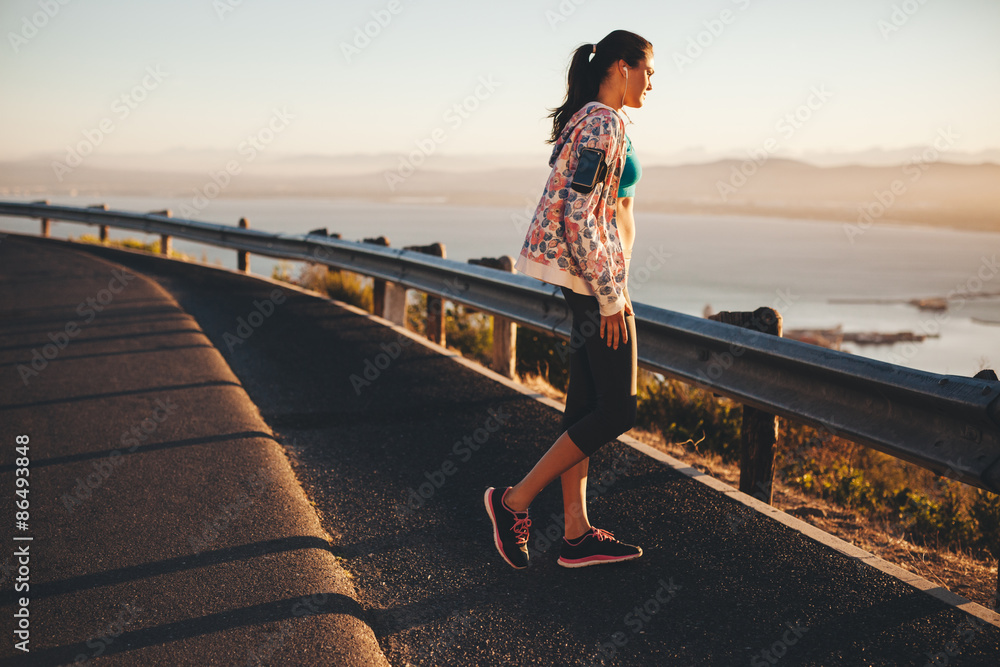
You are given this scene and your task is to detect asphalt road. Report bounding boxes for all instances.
[2,234,999,666]
[0,235,389,666]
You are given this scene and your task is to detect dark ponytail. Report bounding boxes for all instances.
[546,30,652,144]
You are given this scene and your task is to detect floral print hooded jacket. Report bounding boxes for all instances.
[514,100,628,317]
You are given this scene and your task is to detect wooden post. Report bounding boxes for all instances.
[328,232,343,284]
[363,236,394,321]
[405,242,447,345]
[150,209,172,257]
[85,204,108,241]
[31,200,51,238]
[237,218,250,273]
[708,307,783,504]
[383,282,407,326]
[469,255,517,378]
[972,367,999,609]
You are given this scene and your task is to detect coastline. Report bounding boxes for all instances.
[2,156,998,235]
[2,189,999,237]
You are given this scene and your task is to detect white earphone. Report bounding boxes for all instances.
[618,64,635,124]
[620,67,629,109]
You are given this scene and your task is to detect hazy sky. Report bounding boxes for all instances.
[2,0,998,164]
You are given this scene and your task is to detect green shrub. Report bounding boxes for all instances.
[969,490,1000,558]
[635,374,742,461]
[830,465,882,511]
[71,233,195,260]
[444,302,492,366]
[294,264,372,312]
[892,484,977,550]
[514,327,572,391]
[272,260,293,283]
[406,292,428,335]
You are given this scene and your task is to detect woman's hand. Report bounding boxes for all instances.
[600,300,632,350]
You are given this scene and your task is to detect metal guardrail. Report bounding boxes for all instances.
[2,200,999,495]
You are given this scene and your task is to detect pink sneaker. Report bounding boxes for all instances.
[484,487,531,569]
[557,527,642,568]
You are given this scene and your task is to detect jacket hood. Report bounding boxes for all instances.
[548,101,624,167]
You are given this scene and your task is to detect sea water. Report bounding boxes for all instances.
[1,194,996,377]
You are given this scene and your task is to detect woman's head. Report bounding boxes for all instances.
[547,30,653,144]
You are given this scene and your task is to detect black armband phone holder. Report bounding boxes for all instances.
[570,146,609,194]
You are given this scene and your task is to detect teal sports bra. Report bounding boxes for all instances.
[618,132,641,197]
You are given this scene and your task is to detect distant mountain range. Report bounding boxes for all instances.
[2,150,998,232]
[8,145,1000,175]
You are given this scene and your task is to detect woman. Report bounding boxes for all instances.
[485,30,653,569]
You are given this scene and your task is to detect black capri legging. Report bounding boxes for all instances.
[559,285,638,457]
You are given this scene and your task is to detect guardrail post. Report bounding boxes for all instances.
[31,199,50,236]
[709,307,783,504]
[405,242,446,345]
[237,218,250,272]
[383,280,408,327]
[363,236,406,325]
[307,229,343,283]
[328,232,342,284]
[85,203,108,240]
[364,236,389,317]
[974,367,999,608]
[150,209,172,256]
[468,255,517,378]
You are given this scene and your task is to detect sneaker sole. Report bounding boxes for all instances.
[557,550,643,568]
[483,487,527,570]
